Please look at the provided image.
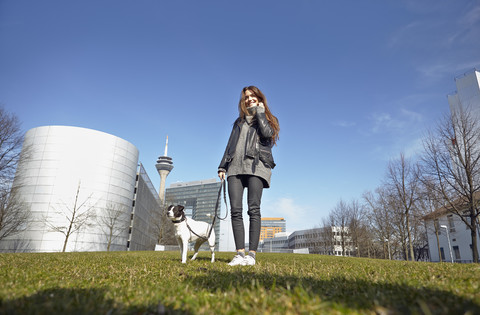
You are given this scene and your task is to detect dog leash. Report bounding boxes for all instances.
[185,179,228,240]
[215,179,229,221]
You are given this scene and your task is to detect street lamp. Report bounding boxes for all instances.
[440,225,454,263]
[385,238,391,260]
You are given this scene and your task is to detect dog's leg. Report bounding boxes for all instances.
[191,239,203,261]
[176,237,185,263]
[208,235,215,263]
[191,240,199,260]
[181,238,188,264]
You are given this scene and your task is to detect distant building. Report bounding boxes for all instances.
[288,228,323,254]
[0,126,161,253]
[259,226,353,256]
[165,179,222,250]
[260,232,291,253]
[260,217,286,241]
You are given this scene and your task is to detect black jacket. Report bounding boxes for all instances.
[218,110,276,173]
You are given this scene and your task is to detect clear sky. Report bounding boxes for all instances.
[1,1,479,234]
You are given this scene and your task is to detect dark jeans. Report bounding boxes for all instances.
[227,175,263,252]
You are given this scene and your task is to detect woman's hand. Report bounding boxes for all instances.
[258,102,265,108]
[218,171,226,181]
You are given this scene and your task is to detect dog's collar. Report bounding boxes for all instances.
[172,217,186,224]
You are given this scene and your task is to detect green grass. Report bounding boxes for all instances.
[0,251,479,314]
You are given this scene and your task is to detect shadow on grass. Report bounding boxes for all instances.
[189,270,480,314]
[0,287,189,315]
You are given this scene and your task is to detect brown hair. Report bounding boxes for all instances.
[238,86,280,145]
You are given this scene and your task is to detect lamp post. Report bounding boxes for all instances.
[385,238,392,260]
[440,225,454,263]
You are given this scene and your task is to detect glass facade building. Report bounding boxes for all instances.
[165,179,222,250]
[128,164,162,251]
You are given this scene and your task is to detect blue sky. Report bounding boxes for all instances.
[1,1,479,233]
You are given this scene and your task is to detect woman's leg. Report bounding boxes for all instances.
[228,175,246,251]
[247,176,264,252]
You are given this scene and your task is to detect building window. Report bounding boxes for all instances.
[440,247,445,261]
[447,215,455,232]
[453,246,461,260]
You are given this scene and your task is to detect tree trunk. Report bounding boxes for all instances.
[435,228,442,262]
[406,215,415,261]
[471,214,479,263]
[62,235,69,252]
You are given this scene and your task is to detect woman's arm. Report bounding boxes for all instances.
[255,105,274,139]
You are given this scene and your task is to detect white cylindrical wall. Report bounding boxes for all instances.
[2,126,139,252]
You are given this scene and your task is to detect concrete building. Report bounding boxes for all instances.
[260,217,286,241]
[165,179,223,250]
[0,126,161,252]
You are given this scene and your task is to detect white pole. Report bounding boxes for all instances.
[440,225,454,263]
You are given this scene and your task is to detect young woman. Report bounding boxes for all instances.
[218,86,280,266]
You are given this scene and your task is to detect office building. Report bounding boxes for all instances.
[128,164,162,251]
[260,232,290,253]
[260,217,286,241]
[165,179,222,250]
[287,227,353,256]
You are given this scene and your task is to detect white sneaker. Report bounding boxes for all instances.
[244,255,256,266]
[228,254,246,266]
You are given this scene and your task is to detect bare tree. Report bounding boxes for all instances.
[98,202,130,251]
[0,106,24,184]
[347,199,369,257]
[417,179,444,261]
[157,197,179,246]
[389,190,411,260]
[45,182,96,252]
[320,216,335,255]
[0,106,31,242]
[386,153,420,261]
[363,188,397,260]
[421,106,480,263]
[0,186,29,241]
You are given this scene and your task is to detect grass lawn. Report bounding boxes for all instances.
[0,250,479,314]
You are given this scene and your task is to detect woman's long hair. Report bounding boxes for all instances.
[238,86,280,145]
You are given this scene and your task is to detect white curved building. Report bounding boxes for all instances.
[1,126,144,252]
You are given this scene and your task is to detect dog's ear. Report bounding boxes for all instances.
[177,205,185,212]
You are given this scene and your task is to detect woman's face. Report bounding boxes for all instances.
[245,90,259,108]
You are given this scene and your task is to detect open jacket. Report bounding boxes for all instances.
[218,110,276,174]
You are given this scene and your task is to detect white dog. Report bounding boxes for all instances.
[166,205,215,263]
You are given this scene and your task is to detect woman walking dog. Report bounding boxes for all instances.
[218,86,280,266]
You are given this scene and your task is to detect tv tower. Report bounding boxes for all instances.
[156,136,174,204]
